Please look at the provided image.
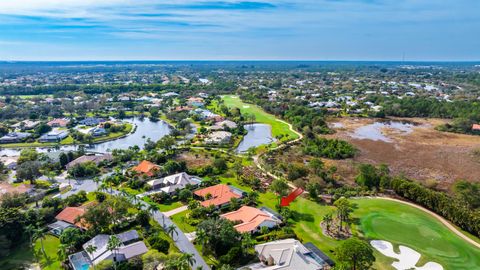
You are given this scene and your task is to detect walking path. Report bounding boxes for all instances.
[373,197,480,249]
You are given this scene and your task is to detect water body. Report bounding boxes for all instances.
[236,124,274,153]
[350,120,416,142]
[0,117,172,156]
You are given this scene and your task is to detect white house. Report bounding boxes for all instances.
[146,172,202,195]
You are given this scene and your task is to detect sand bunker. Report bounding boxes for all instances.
[371,240,443,270]
[243,105,250,108]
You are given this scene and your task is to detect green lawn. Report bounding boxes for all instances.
[220,95,299,142]
[34,235,61,270]
[143,197,184,212]
[351,198,480,270]
[170,210,196,233]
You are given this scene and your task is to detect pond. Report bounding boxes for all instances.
[236,124,274,153]
[350,120,417,142]
[0,117,172,156]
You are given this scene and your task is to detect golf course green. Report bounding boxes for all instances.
[220,95,299,141]
[352,198,480,270]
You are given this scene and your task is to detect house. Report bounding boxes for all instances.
[187,97,205,107]
[162,92,179,97]
[0,156,18,169]
[0,132,32,143]
[48,206,88,235]
[69,230,148,270]
[66,154,113,169]
[78,117,105,126]
[12,120,40,130]
[205,131,232,144]
[194,184,244,208]
[220,206,282,233]
[193,108,224,121]
[47,118,70,127]
[39,129,69,142]
[244,239,334,270]
[209,120,237,131]
[174,106,194,112]
[132,160,160,177]
[89,127,107,137]
[472,124,480,132]
[146,172,202,195]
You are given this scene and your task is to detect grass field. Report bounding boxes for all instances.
[351,198,480,270]
[220,95,299,142]
[260,194,480,270]
[34,235,61,270]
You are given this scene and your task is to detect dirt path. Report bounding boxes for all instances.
[373,197,480,249]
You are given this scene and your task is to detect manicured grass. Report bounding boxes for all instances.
[143,197,184,212]
[34,235,61,270]
[352,198,480,270]
[170,210,196,233]
[220,95,299,142]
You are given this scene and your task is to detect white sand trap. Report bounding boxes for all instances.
[243,105,250,108]
[371,240,443,270]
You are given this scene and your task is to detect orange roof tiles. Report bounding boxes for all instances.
[220,206,278,233]
[133,160,159,177]
[472,124,480,131]
[194,184,241,207]
[55,207,88,229]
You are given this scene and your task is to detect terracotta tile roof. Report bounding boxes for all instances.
[220,206,278,233]
[133,160,159,177]
[55,207,88,229]
[194,184,241,207]
[472,124,480,131]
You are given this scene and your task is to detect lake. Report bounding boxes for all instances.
[0,117,172,156]
[350,120,417,142]
[236,124,274,153]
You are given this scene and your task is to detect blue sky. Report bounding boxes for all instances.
[0,0,478,61]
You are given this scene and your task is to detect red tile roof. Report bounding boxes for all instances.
[55,207,88,229]
[194,184,242,207]
[220,206,278,233]
[133,160,160,177]
[472,124,480,131]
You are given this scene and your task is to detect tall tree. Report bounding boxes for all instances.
[335,238,375,270]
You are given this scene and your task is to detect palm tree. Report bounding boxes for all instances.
[107,235,122,270]
[166,224,178,241]
[323,212,333,233]
[195,229,209,254]
[32,227,47,259]
[241,233,255,250]
[93,176,101,188]
[25,223,36,246]
[179,253,196,269]
[57,243,69,266]
[85,245,97,270]
[245,191,259,206]
[148,203,159,215]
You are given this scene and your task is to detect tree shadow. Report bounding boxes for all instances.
[290,210,314,222]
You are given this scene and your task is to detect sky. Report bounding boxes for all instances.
[0,0,479,61]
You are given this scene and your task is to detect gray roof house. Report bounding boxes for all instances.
[0,132,32,143]
[205,131,232,144]
[145,172,202,195]
[39,129,69,142]
[242,238,333,270]
[69,230,148,270]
